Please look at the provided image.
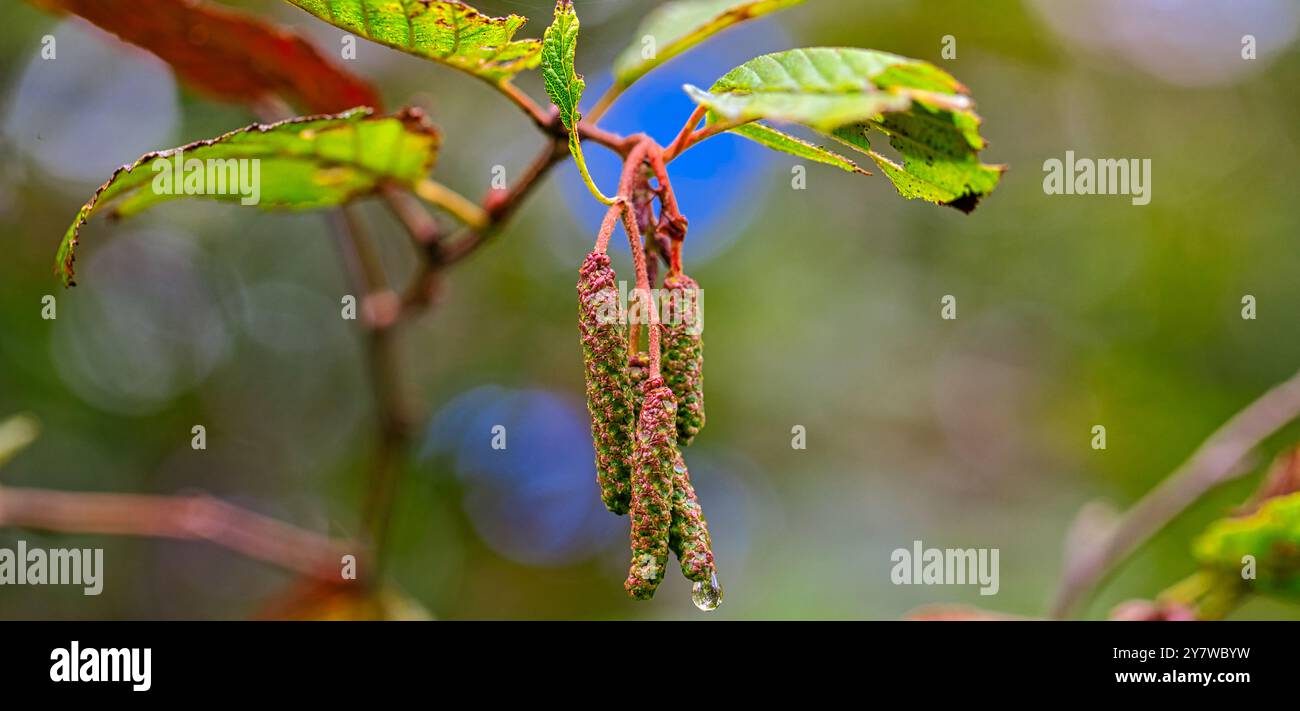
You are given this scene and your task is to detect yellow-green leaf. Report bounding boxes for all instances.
[55,108,440,286]
[686,47,1004,212]
[728,122,867,175]
[612,0,804,89]
[284,0,541,84]
[684,84,911,132]
[1194,492,1300,599]
[541,0,583,135]
[540,0,611,204]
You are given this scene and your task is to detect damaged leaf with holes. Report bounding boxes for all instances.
[1194,492,1300,599]
[54,108,440,286]
[685,47,1004,211]
[285,0,541,84]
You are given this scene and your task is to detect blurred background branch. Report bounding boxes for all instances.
[1053,367,1300,618]
[0,484,350,580]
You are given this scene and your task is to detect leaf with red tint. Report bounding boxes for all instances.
[30,0,380,113]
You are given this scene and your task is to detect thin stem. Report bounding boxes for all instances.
[595,199,624,253]
[1051,366,1300,618]
[415,179,489,230]
[647,149,683,222]
[500,77,629,156]
[621,204,648,297]
[336,206,388,295]
[381,187,441,246]
[499,81,554,131]
[571,136,616,205]
[0,485,349,580]
[619,199,660,379]
[663,116,753,163]
[691,119,748,146]
[644,228,659,290]
[579,121,636,155]
[618,140,651,195]
[328,207,411,576]
[440,138,569,266]
[664,106,707,163]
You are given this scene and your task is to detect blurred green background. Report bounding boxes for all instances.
[2,0,1300,619]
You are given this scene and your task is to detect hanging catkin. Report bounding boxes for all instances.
[578,251,633,515]
[667,450,716,583]
[627,352,649,404]
[624,373,676,600]
[662,272,704,444]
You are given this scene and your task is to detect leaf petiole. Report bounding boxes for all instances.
[414,179,489,230]
[571,135,616,205]
[663,114,754,163]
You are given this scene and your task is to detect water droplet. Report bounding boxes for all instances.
[691,572,723,611]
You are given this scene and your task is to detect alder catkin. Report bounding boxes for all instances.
[624,375,677,600]
[667,450,716,583]
[627,352,649,410]
[578,251,632,515]
[662,272,704,444]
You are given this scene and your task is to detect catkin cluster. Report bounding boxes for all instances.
[577,250,716,602]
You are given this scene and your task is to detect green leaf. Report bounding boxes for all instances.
[612,0,805,89]
[835,110,1003,214]
[56,108,440,286]
[684,84,911,132]
[540,0,611,204]
[728,122,867,175]
[284,0,541,84]
[541,0,582,135]
[685,47,1004,211]
[1194,492,1300,599]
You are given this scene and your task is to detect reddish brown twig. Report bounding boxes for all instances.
[0,485,349,580]
[664,106,707,163]
[662,108,752,164]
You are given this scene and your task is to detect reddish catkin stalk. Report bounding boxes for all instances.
[621,183,679,599]
[577,204,634,514]
[619,204,661,377]
[667,450,716,582]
